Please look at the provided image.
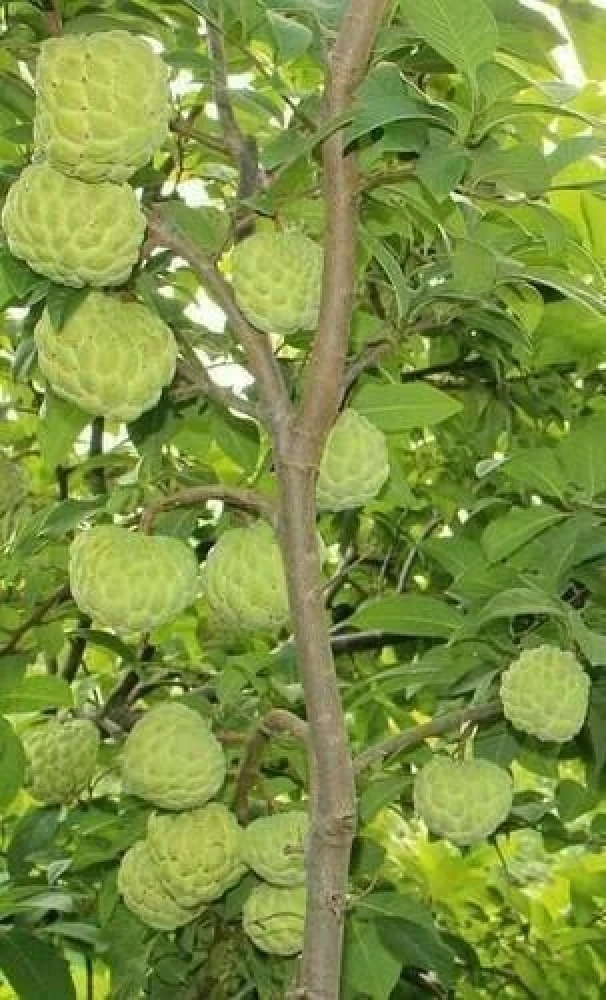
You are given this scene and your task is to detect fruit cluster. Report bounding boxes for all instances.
[117,702,307,953]
[413,644,591,846]
[1,31,177,424]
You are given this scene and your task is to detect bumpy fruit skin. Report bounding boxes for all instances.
[23,719,100,804]
[316,410,390,511]
[242,884,306,957]
[34,31,171,183]
[413,757,513,847]
[2,163,146,287]
[69,526,199,635]
[242,811,308,886]
[121,702,226,810]
[118,841,202,931]
[202,521,289,633]
[34,292,177,422]
[500,645,590,742]
[147,803,246,907]
[231,231,323,335]
[0,456,28,515]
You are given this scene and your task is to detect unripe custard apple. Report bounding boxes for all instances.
[242,811,308,887]
[242,884,306,957]
[231,230,323,335]
[413,757,513,847]
[316,409,390,512]
[2,163,146,287]
[0,456,29,515]
[500,645,590,743]
[118,841,203,932]
[69,526,199,635]
[23,718,100,804]
[34,31,171,183]
[202,521,289,634]
[121,702,226,811]
[147,803,246,907]
[34,292,177,422]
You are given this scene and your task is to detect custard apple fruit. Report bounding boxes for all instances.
[202,521,289,633]
[147,803,246,907]
[34,31,171,183]
[122,702,226,810]
[242,811,308,886]
[316,409,390,511]
[2,163,146,287]
[69,526,199,634]
[500,645,590,742]
[242,884,306,956]
[34,292,177,422]
[23,718,100,804]
[118,841,203,931]
[413,757,513,846]
[231,231,323,335]
[0,456,28,515]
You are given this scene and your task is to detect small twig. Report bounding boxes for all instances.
[45,0,62,36]
[173,338,259,418]
[0,584,71,657]
[140,485,277,534]
[353,700,502,774]
[87,417,106,496]
[396,513,442,592]
[234,708,309,822]
[344,340,393,391]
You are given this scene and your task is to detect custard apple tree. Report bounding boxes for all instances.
[0,1,606,999]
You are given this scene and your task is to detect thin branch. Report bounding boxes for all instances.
[354,700,502,774]
[140,485,277,534]
[0,584,70,657]
[344,339,393,391]
[146,206,293,435]
[234,708,309,822]
[45,0,62,36]
[173,339,259,418]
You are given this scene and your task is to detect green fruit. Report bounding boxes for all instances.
[122,702,226,810]
[242,884,306,957]
[231,231,323,335]
[316,410,389,512]
[34,31,171,183]
[147,803,246,907]
[202,521,289,634]
[413,757,513,847]
[500,645,590,742]
[69,526,199,634]
[0,456,28,515]
[23,718,99,804]
[34,292,177,422]
[2,163,146,287]
[118,841,203,931]
[242,811,308,887]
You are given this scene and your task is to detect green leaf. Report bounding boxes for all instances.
[0,676,73,714]
[473,587,566,627]
[7,807,61,878]
[358,774,411,825]
[267,11,313,60]
[354,891,435,930]
[0,930,76,1000]
[587,683,606,778]
[568,612,606,668]
[353,382,462,431]
[45,286,90,333]
[378,916,457,986]
[502,448,567,500]
[400,0,498,78]
[481,506,566,563]
[451,241,497,295]
[363,232,410,319]
[0,717,25,810]
[348,595,463,637]
[341,918,402,1000]
[38,391,90,471]
[156,201,230,255]
[469,146,551,196]
[556,420,606,500]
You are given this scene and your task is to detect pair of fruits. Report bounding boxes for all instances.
[414,645,591,846]
[117,702,307,954]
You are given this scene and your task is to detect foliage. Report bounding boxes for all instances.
[0,0,605,998]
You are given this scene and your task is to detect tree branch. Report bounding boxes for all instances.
[146,207,293,435]
[354,701,503,775]
[234,708,309,823]
[0,584,70,657]
[140,485,277,534]
[270,4,389,998]
[172,337,259,418]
